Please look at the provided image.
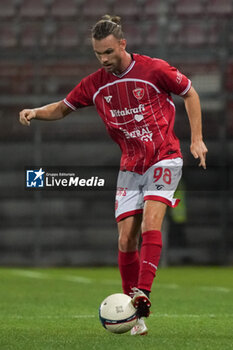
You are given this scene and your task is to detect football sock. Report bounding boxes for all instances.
[138,230,162,292]
[118,250,140,296]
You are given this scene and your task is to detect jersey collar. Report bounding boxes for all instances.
[112,54,135,78]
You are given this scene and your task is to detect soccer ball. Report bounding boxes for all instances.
[99,293,138,334]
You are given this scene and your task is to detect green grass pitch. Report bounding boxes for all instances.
[0,267,233,350]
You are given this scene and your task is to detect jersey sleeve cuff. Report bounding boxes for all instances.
[179,79,192,96]
[63,98,77,111]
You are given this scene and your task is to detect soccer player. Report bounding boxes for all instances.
[19,15,208,335]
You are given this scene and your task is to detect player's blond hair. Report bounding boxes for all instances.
[91,15,124,40]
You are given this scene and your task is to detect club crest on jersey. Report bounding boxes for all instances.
[133,88,144,100]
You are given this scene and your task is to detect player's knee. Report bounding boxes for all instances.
[141,212,162,232]
[118,233,138,252]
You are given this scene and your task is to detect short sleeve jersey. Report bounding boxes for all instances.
[64,54,191,174]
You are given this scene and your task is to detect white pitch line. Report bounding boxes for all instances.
[151,313,233,319]
[10,270,93,284]
[10,269,118,285]
[1,315,96,320]
[10,270,49,279]
[2,314,233,320]
[62,276,92,284]
[156,283,179,289]
[9,270,233,293]
[156,283,232,293]
[157,284,232,293]
[199,286,231,293]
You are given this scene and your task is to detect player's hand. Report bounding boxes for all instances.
[19,109,36,126]
[190,140,208,169]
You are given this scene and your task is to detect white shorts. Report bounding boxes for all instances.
[115,158,183,222]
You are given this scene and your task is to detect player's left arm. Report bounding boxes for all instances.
[182,86,208,169]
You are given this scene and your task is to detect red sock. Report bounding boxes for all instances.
[118,250,140,295]
[138,230,162,292]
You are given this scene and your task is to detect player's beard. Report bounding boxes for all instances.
[103,56,122,74]
[103,64,114,72]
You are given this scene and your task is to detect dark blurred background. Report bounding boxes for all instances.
[0,0,232,266]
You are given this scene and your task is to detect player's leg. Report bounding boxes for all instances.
[138,200,167,294]
[137,157,183,296]
[130,201,166,321]
[117,214,150,336]
[115,170,144,296]
[118,214,142,252]
[132,158,183,320]
[141,199,167,233]
[117,214,142,296]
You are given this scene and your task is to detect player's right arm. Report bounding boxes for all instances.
[19,100,72,126]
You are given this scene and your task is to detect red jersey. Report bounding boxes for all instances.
[64,54,191,174]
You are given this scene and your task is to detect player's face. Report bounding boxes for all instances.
[92,35,127,74]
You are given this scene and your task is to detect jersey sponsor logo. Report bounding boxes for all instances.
[104,95,112,103]
[116,187,127,197]
[110,104,145,118]
[120,126,153,142]
[154,184,165,190]
[134,114,144,122]
[143,260,157,271]
[133,88,144,100]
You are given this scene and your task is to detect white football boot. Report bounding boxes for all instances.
[130,287,151,318]
[130,318,148,336]
[130,288,151,335]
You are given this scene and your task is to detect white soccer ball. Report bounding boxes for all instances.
[99,293,138,334]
